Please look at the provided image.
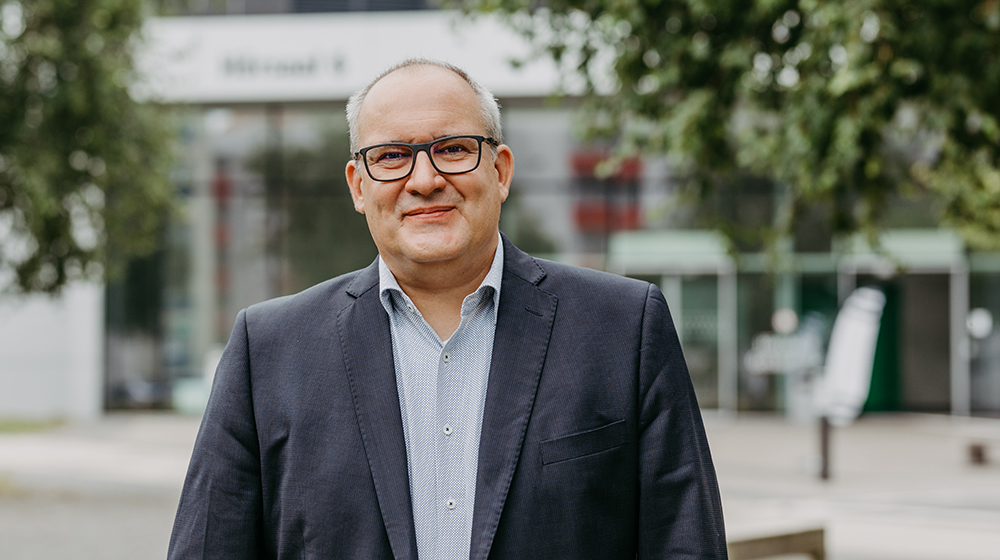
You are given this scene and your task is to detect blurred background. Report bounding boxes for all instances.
[1,1,999,559]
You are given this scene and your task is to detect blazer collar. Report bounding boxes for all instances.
[498,233,547,286]
[345,258,380,299]
[469,236,557,560]
[338,271,418,560]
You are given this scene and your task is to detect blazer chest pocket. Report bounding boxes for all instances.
[541,420,627,465]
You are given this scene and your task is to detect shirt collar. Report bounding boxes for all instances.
[378,235,504,322]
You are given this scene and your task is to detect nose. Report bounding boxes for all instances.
[405,150,446,195]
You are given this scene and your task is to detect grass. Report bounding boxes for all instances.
[0,418,63,433]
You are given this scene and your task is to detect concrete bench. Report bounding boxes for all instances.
[727,527,825,560]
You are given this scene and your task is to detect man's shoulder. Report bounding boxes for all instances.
[507,253,668,337]
[524,255,653,300]
[242,264,376,329]
[502,237,650,297]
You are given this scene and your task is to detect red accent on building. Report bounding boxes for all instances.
[573,201,641,232]
[570,149,643,232]
[571,151,642,182]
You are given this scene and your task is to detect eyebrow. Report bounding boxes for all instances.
[369,132,480,145]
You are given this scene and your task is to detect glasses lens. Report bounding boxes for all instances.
[430,136,481,174]
[365,145,415,181]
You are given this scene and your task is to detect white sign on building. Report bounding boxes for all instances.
[134,11,571,104]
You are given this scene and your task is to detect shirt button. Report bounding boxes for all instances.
[446,498,456,510]
[442,352,451,363]
[443,424,453,436]
[406,303,415,313]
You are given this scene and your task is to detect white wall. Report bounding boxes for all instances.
[0,283,104,419]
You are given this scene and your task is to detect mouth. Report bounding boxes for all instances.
[403,206,454,220]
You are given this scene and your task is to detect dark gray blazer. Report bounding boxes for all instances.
[168,237,727,560]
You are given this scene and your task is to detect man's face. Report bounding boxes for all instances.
[345,66,513,275]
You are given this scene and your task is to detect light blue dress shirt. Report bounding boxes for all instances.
[378,239,503,560]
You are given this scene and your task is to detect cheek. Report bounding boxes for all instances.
[485,188,505,215]
[364,187,396,215]
[364,193,403,238]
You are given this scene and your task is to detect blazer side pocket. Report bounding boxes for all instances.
[541,420,627,465]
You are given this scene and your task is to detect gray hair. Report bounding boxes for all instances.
[346,58,503,155]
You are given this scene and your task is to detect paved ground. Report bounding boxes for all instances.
[0,413,199,560]
[709,413,1000,560]
[1,411,998,559]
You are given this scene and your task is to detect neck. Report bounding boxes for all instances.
[384,234,499,340]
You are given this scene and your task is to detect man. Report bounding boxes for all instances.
[168,59,727,560]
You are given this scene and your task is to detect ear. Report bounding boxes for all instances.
[345,159,366,214]
[493,144,514,203]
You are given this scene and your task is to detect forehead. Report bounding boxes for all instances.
[357,66,484,144]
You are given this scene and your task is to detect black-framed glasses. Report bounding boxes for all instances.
[354,134,498,182]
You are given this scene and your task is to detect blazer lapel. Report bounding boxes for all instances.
[469,238,557,560]
[338,262,418,560]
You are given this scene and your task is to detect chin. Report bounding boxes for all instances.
[405,247,463,265]
[396,237,460,263]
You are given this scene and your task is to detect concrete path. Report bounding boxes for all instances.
[0,413,201,560]
[1,412,998,559]
[710,413,1000,560]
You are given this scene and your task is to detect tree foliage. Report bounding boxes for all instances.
[466,0,1000,248]
[0,0,172,294]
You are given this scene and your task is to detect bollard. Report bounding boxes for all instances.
[969,443,987,466]
[820,416,831,480]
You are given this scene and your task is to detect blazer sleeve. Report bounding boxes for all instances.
[637,284,728,559]
[168,309,265,560]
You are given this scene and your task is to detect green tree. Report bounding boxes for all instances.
[0,0,172,293]
[466,0,1000,248]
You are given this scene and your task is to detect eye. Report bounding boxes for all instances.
[377,152,404,162]
[434,143,470,155]
[369,146,412,165]
[433,138,477,158]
